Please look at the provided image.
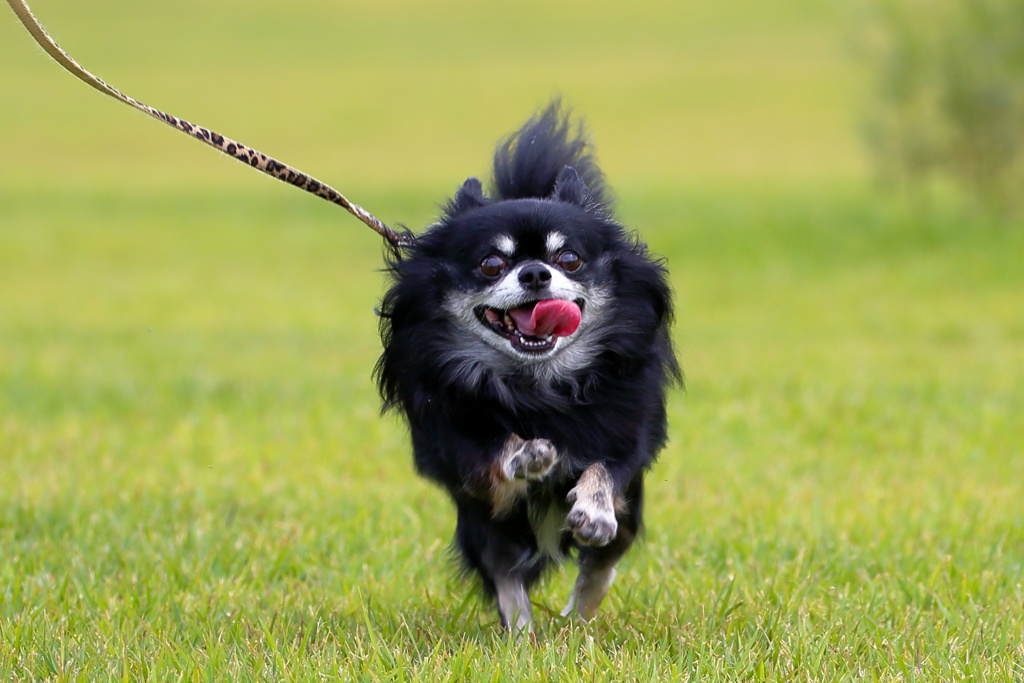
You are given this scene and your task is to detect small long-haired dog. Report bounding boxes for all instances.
[6,1,676,637]
[376,103,680,633]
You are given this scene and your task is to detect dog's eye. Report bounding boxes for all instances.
[555,250,583,272]
[479,254,507,277]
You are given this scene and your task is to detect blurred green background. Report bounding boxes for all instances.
[0,0,883,469]
[1,0,1022,677]
[0,0,863,195]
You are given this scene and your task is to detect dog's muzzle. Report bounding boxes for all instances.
[474,299,583,354]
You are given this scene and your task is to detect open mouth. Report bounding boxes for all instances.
[474,299,583,354]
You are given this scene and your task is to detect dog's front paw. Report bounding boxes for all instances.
[502,437,558,482]
[566,497,618,546]
[566,464,618,546]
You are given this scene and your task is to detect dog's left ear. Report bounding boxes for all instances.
[552,166,596,210]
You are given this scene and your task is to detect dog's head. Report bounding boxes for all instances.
[433,168,615,371]
[376,105,677,409]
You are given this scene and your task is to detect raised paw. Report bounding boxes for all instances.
[565,464,618,547]
[566,497,618,546]
[502,437,558,482]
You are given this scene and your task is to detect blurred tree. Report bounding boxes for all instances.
[861,0,1024,214]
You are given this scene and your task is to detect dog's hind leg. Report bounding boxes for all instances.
[455,500,545,635]
[561,528,637,621]
[488,546,544,635]
[561,558,617,622]
[495,575,533,634]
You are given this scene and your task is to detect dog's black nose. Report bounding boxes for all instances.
[518,263,552,291]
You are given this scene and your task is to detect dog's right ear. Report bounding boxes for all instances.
[445,177,489,217]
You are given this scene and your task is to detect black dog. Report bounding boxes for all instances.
[5,3,677,636]
[376,103,679,633]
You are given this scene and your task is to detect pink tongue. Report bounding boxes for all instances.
[508,299,581,338]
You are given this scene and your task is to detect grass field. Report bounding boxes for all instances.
[2,0,1023,680]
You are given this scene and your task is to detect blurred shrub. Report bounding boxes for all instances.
[861,0,1024,213]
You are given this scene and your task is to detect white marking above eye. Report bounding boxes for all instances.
[545,231,566,254]
[494,234,516,256]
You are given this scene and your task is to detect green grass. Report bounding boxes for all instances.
[2,0,1024,680]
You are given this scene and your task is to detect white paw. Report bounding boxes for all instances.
[502,438,558,481]
[566,489,617,547]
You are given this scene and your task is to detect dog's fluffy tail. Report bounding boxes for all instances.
[492,101,610,207]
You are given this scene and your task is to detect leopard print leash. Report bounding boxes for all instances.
[6,0,412,249]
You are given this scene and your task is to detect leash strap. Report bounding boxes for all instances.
[5,0,410,248]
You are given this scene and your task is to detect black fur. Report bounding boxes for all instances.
[375,102,679,625]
